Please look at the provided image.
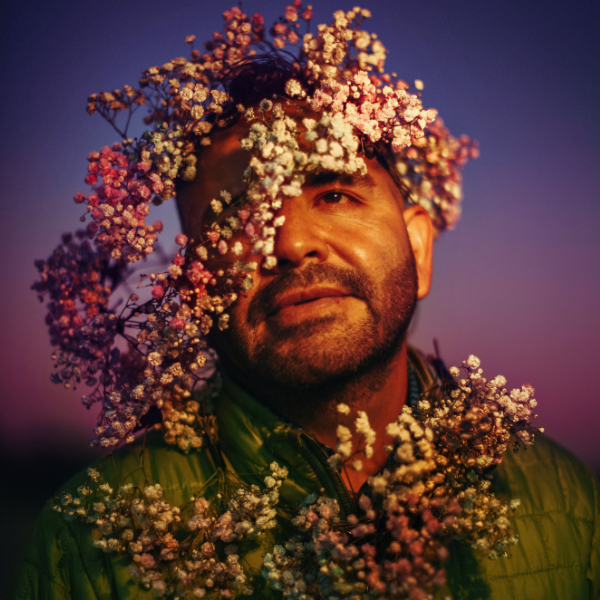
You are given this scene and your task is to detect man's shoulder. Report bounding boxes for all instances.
[494,433,599,520]
[454,434,600,600]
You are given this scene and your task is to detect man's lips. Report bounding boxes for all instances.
[267,286,353,318]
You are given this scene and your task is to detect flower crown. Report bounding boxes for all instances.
[33,2,478,449]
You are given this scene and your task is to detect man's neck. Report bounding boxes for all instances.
[224,342,409,493]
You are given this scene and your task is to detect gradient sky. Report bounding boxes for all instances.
[1,0,599,471]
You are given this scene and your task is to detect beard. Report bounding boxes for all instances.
[215,254,418,405]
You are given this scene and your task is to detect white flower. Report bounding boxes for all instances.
[336,424,352,442]
[241,137,254,150]
[465,355,481,369]
[284,79,304,97]
[147,352,163,367]
[302,118,317,130]
[190,105,204,120]
[315,138,328,154]
[152,580,167,596]
[131,385,145,400]
[370,475,387,494]
[355,411,376,445]
[337,441,352,458]
[329,141,344,158]
[180,87,193,101]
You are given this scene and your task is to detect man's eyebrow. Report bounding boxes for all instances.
[303,171,377,190]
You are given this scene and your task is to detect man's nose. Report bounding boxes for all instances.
[272,200,329,270]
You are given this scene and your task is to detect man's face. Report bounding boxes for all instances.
[179,121,424,393]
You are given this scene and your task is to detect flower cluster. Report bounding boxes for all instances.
[258,357,540,599]
[54,462,288,597]
[34,3,476,447]
[327,403,376,471]
[396,118,480,232]
[53,357,540,599]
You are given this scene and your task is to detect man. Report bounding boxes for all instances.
[16,5,600,600]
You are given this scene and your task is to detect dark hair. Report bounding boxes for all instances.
[223,54,314,106]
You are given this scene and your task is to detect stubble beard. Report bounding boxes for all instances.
[215,256,418,417]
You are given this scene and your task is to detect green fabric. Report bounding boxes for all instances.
[14,351,600,599]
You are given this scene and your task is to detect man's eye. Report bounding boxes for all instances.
[320,192,352,204]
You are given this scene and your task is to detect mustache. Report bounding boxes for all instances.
[246,263,373,327]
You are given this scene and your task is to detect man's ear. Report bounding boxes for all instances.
[403,204,434,300]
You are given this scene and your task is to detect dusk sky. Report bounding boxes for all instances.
[1,0,599,477]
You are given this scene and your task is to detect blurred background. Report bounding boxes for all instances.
[2,0,599,592]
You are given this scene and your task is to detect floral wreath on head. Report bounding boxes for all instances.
[36,4,542,599]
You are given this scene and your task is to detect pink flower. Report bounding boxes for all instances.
[140,553,156,569]
[175,233,188,247]
[285,6,298,21]
[206,231,220,244]
[152,285,165,299]
[136,203,149,217]
[169,317,185,330]
[136,160,152,172]
[147,173,164,194]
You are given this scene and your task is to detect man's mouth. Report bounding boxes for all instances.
[267,286,352,319]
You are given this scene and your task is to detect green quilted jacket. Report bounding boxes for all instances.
[14,349,600,599]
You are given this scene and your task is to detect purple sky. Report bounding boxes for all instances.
[1,0,599,470]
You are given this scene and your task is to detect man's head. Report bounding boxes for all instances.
[177,68,434,396]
